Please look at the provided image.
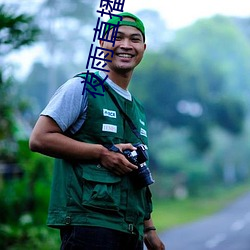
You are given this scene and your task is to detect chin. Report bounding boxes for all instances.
[115,66,134,74]
[119,62,137,70]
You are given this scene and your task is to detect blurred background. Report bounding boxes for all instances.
[1,0,250,249]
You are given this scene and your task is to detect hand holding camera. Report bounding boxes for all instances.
[104,143,155,188]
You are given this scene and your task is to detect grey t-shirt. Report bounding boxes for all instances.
[41,71,132,134]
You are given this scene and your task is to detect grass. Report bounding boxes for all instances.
[3,183,250,249]
[151,183,250,232]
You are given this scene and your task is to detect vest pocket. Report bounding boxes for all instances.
[81,164,122,211]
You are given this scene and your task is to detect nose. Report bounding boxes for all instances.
[120,38,132,50]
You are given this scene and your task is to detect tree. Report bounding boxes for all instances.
[35,0,99,99]
[0,3,39,161]
[174,15,250,103]
[132,15,249,153]
[129,15,250,195]
[136,9,171,51]
[16,0,99,111]
[0,4,39,56]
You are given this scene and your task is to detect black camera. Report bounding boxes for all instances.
[123,143,154,188]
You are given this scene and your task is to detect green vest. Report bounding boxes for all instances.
[47,72,152,239]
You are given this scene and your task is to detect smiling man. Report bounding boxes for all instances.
[29,12,165,250]
[101,13,146,85]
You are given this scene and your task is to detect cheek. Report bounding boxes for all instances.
[137,48,145,59]
[102,44,115,59]
[100,41,113,50]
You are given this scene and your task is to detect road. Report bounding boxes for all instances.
[159,192,250,250]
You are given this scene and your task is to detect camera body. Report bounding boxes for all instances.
[123,143,154,188]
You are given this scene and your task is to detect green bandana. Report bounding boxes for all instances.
[105,12,145,41]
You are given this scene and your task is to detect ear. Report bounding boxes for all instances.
[144,43,147,51]
[99,40,104,47]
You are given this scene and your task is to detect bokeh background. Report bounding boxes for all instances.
[1,0,250,249]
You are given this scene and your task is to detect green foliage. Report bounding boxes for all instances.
[37,0,98,64]
[174,15,250,98]
[0,74,35,160]
[0,140,57,249]
[0,4,40,55]
[234,17,250,41]
[1,6,250,247]
[188,119,211,153]
[0,224,60,250]
[0,140,53,224]
[0,77,15,140]
[133,15,249,154]
[18,0,100,111]
[0,76,19,161]
[41,0,97,21]
[0,3,40,161]
[185,162,212,196]
[20,62,69,114]
[211,96,245,134]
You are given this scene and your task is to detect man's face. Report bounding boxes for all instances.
[100,19,146,74]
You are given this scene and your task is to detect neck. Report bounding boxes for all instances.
[105,68,133,90]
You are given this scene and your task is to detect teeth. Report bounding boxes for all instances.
[118,54,132,58]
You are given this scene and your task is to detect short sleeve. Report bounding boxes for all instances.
[41,77,87,133]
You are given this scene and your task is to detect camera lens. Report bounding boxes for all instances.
[136,164,155,188]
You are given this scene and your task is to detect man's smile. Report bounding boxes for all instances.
[116,53,134,58]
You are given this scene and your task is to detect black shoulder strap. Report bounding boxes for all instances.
[75,72,144,143]
[74,71,88,78]
[104,84,144,143]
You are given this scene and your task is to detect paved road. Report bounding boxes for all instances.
[160,192,250,250]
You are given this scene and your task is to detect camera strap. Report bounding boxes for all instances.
[104,84,144,144]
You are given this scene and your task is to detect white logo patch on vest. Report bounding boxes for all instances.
[140,128,147,137]
[103,109,116,118]
[140,119,145,126]
[102,124,117,133]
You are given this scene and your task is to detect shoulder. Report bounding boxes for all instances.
[60,76,84,92]
[50,76,87,103]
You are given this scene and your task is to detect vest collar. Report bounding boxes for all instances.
[98,71,132,101]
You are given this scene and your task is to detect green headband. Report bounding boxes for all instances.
[105,12,145,41]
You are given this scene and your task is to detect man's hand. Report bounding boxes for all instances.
[144,230,165,250]
[99,143,138,175]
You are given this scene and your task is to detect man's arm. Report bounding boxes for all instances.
[144,218,165,250]
[29,115,137,175]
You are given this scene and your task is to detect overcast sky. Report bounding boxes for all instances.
[1,0,250,29]
[125,0,250,29]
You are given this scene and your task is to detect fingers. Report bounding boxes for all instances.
[109,153,138,175]
[109,162,134,176]
[144,231,165,250]
[100,145,138,175]
[115,143,137,152]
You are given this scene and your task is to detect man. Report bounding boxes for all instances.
[29,12,165,250]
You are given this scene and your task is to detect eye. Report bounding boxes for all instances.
[132,37,141,43]
[131,35,142,42]
[115,36,122,41]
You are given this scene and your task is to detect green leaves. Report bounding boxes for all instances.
[0,4,40,55]
[212,96,245,134]
[0,4,39,161]
[133,15,250,152]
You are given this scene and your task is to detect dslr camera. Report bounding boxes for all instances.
[123,143,154,188]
